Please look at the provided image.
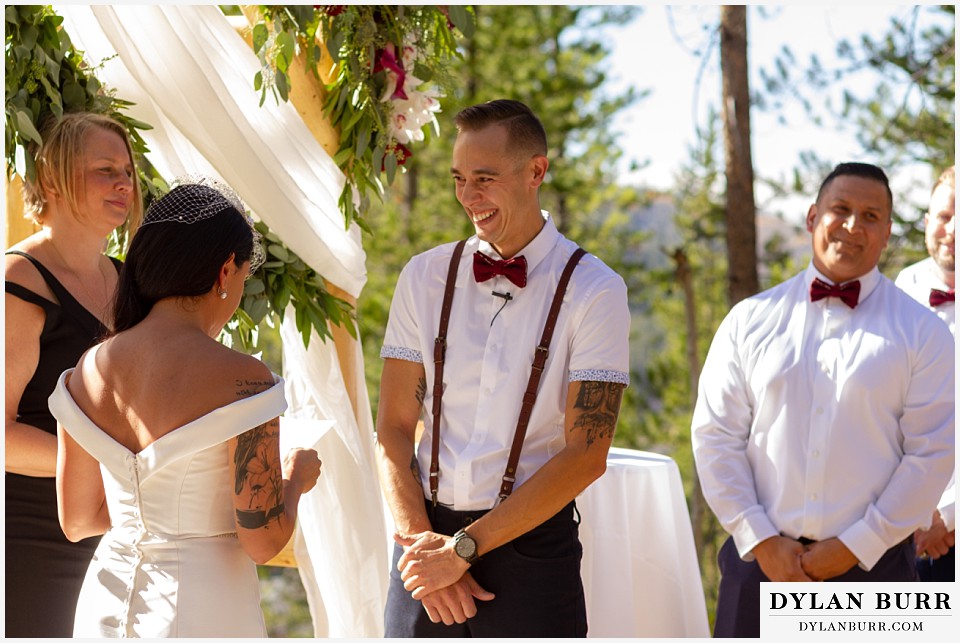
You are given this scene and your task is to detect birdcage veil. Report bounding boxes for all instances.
[141,175,266,273]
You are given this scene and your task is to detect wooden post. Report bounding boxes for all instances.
[5,176,41,248]
[236,7,369,569]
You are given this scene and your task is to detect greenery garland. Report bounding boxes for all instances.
[5,5,471,352]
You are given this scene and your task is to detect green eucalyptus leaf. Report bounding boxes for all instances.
[22,152,37,183]
[21,25,38,50]
[125,117,153,131]
[248,297,270,324]
[277,283,292,310]
[413,62,433,82]
[268,243,290,262]
[276,51,289,74]
[243,278,266,295]
[276,71,289,102]
[384,151,398,184]
[14,110,41,144]
[61,80,85,109]
[333,147,354,166]
[234,306,255,327]
[447,6,475,38]
[328,28,345,61]
[277,30,296,61]
[252,23,269,54]
[355,120,372,157]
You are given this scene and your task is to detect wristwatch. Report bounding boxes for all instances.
[453,529,480,565]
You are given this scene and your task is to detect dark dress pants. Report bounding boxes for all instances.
[713,534,918,638]
[384,499,587,637]
[917,545,955,582]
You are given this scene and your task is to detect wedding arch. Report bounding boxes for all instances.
[5,4,470,636]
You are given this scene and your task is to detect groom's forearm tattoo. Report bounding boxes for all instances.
[233,417,285,529]
[570,381,624,447]
[414,376,426,408]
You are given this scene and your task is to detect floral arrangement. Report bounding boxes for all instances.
[251,5,473,228]
[5,5,472,352]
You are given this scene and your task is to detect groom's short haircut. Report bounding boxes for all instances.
[454,99,548,160]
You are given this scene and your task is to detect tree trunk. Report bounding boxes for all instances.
[672,248,708,563]
[466,6,479,103]
[719,6,759,306]
[404,160,419,246]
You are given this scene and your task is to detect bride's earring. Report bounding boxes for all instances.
[218,288,228,299]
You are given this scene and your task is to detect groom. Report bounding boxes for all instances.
[375,99,630,637]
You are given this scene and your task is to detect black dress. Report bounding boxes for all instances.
[4,250,121,637]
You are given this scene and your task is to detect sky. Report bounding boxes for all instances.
[597,4,948,224]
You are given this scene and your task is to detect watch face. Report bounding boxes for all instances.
[455,534,477,558]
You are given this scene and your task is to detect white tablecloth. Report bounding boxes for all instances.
[382,446,709,637]
[578,447,710,637]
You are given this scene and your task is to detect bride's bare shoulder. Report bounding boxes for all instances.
[220,350,277,401]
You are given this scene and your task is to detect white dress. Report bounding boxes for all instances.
[48,369,288,638]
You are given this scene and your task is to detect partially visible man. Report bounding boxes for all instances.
[692,162,955,638]
[895,165,955,581]
[375,99,630,637]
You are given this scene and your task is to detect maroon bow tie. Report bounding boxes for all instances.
[930,288,955,307]
[810,277,860,309]
[473,252,527,288]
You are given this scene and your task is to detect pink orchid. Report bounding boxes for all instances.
[374,44,408,100]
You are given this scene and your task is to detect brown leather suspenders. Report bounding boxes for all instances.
[429,240,587,507]
[430,239,467,507]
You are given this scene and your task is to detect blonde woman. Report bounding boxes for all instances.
[5,112,142,637]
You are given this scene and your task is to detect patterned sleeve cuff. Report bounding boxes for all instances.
[380,345,423,363]
[569,369,629,385]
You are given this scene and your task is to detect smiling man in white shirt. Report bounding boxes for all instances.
[375,99,630,637]
[895,166,955,582]
[692,162,955,638]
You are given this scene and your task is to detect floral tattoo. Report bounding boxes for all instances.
[233,418,285,529]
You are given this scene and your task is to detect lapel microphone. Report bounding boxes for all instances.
[491,291,513,326]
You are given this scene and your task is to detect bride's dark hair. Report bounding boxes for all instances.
[111,185,256,334]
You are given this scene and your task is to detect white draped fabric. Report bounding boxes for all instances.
[281,310,388,637]
[55,4,387,637]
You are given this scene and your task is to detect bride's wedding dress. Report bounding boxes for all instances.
[49,370,287,638]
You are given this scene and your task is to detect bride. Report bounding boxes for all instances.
[49,178,321,637]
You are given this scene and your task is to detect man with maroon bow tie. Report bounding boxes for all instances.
[375,99,630,637]
[896,166,956,582]
[692,162,955,638]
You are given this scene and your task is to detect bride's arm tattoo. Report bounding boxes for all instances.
[233,417,285,529]
[570,381,624,447]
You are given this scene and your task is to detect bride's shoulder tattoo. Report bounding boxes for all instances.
[235,378,275,399]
